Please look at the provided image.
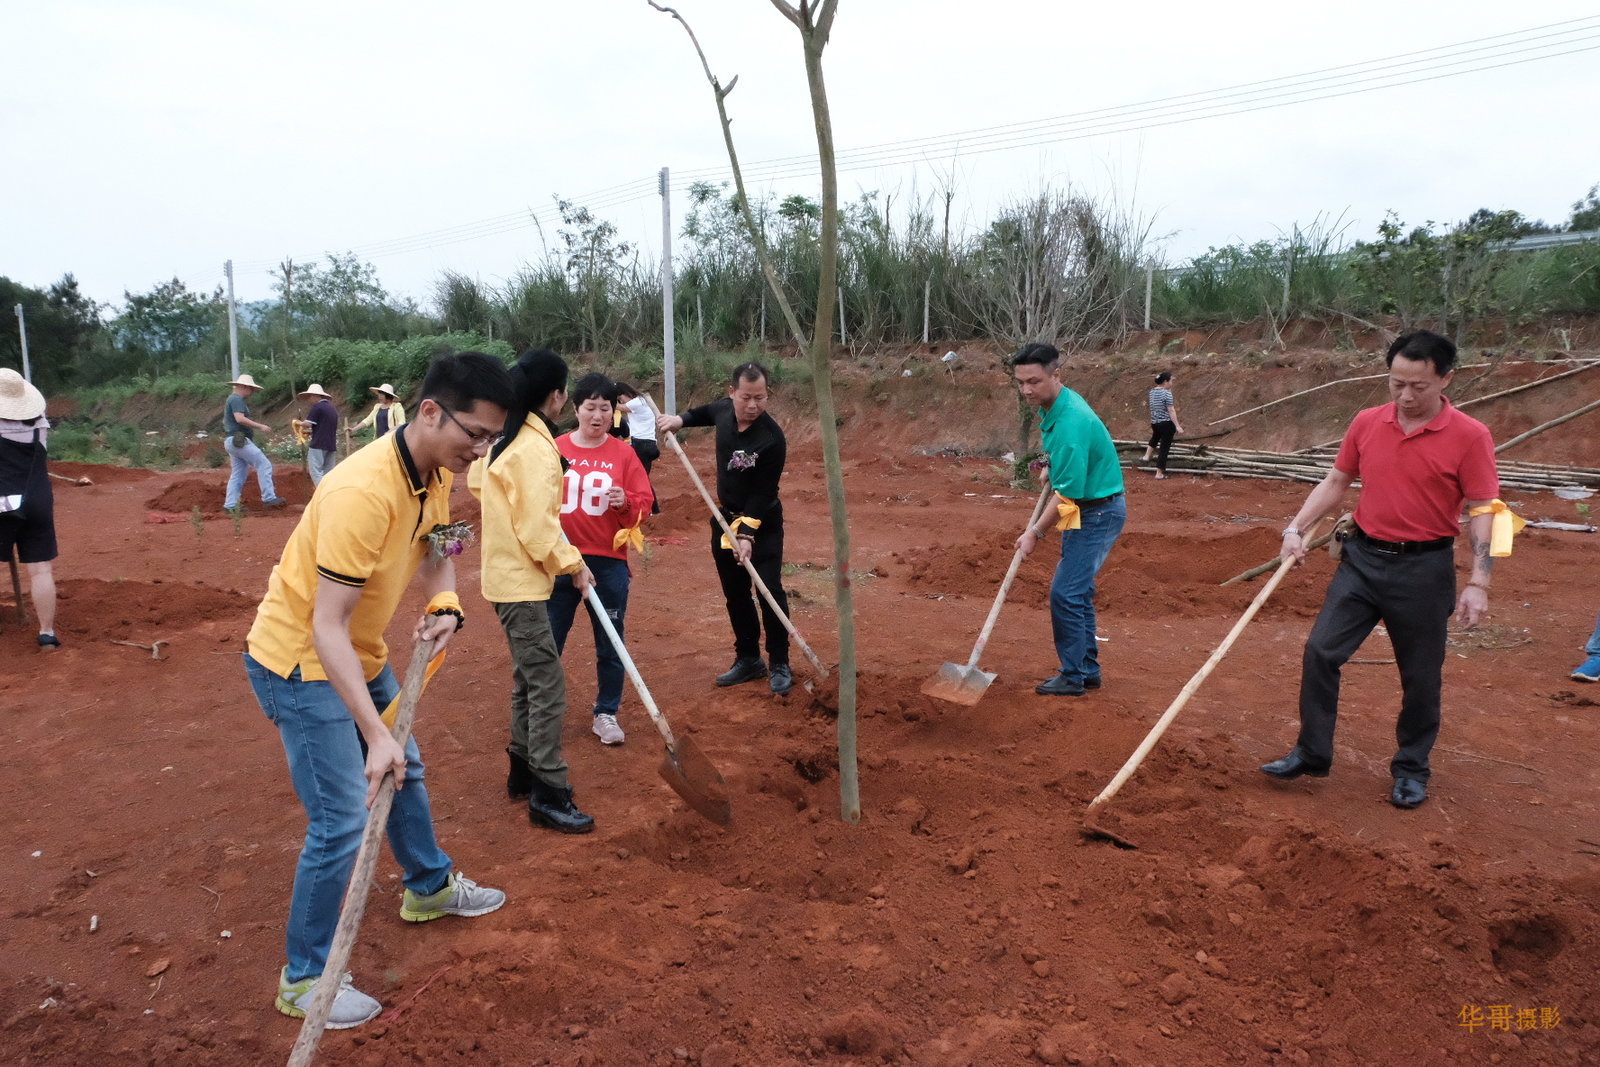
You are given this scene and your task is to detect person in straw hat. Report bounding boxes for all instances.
[295,383,340,486]
[350,383,407,440]
[0,368,62,648]
[222,373,287,513]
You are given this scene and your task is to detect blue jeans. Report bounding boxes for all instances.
[307,448,337,486]
[224,436,279,509]
[244,653,452,982]
[1049,494,1126,684]
[1585,613,1600,656]
[548,555,631,715]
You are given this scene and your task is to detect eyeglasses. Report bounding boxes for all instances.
[439,405,504,449]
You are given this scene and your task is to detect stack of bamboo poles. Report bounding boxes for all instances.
[1117,441,1600,492]
[1117,358,1598,489]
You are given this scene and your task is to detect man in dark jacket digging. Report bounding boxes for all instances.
[1260,330,1508,810]
[657,361,793,696]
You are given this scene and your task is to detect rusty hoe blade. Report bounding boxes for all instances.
[583,580,732,825]
[658,733,732,825]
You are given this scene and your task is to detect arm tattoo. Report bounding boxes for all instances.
[1471,536,1494,574]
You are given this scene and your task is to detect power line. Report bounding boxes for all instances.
[191,16,1597,288]
[676,15,1600,181]
[703,27,1600,184]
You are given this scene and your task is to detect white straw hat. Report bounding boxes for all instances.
[0,368,46,421]
[299,383,333,399]
[229,373,262,390]
[370,383,398,399]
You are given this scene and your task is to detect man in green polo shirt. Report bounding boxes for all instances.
[1011,343,1127,696]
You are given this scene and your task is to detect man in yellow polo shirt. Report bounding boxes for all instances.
[243,352,513,1030]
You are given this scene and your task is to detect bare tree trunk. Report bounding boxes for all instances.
[777,0,859,824]
[651,0,860,822]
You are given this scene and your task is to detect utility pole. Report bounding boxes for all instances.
[13,304,30,382]
[224,260,241,379]
[659,167,677,414]
[1144,264,1154,330]
[279,258,295,393]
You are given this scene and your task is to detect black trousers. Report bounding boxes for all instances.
[1295,537,1456,780]
[710,512,790,666]
[1147,420,1177,473]
[632,439,661,513]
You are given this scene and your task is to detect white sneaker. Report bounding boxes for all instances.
[275,968,382,1029]
[399,871,506,922]
[592,713,625,745]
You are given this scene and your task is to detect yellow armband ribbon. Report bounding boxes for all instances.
[425,592,462,615]
[1054,494,1081,532]
[719,515,762,550]
[613,516,646,554]
[380,650,446,729]
[1467,499,1528,557]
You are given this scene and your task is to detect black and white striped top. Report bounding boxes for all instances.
[1148,387,1174,423]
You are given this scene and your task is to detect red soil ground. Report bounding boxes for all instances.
[3,365,1599,1066]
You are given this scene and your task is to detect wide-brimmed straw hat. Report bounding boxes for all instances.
[370,383,398,399]
[0,368,46,421]
[229,373,262,390]
[299,383,333,399]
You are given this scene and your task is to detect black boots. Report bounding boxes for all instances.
[506,748,534,799]
[768,663,793,695]
[512,751,594,833]
[528,780,595,834]
[715,656,768,687]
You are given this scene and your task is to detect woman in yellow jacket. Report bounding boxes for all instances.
[468,350,594,834]
[350,384,407,439]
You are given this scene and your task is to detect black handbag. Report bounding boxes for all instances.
[0,430,43,520]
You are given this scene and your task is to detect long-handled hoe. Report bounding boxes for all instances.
[645,394,837,709]
[1082,519,1323,849]
[585,583,731,825]
[285,638,440,1065]
[922,484,1055,706]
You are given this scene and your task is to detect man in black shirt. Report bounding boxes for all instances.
[657,362,792,695]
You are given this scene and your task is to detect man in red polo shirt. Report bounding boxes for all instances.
[1260,330,1499,810]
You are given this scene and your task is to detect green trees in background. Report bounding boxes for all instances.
[4,181,1598,400]
[0,274,107,391]
[115,278,229,375]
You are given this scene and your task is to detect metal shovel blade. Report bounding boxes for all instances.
[920,661,997,706]
[658,732,732,826]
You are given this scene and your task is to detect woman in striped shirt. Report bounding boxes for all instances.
[1141,372,1184,479]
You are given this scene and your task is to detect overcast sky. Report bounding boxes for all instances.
[4,0,1598,310]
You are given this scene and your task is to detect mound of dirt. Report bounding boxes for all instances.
[54,578,254,640]
[889,525,1327,619]
[145,467,311,515]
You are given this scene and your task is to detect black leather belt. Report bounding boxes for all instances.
[1077,493,1122,509]
[1354,526,1453,554]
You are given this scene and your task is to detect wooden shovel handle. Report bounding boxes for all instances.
[285,638,435,1066]
[645,394,829,680]
[1085,518,1322,817]
[965,484,1055,669]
